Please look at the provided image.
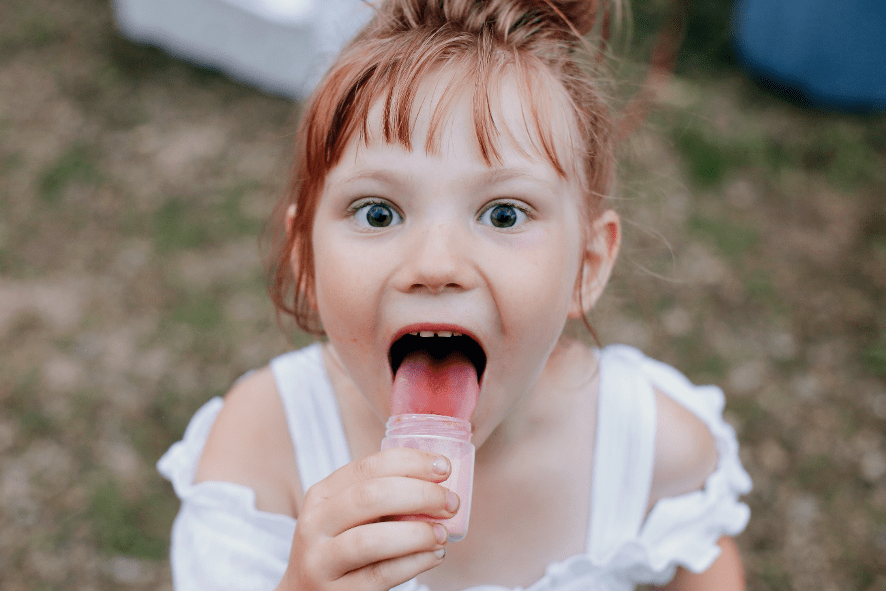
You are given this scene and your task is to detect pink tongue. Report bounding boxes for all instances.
[391,350,479,420]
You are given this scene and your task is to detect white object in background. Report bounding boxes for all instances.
[112,0,373,99]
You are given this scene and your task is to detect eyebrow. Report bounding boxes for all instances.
[338,169,405,186]
[338,167,556,190]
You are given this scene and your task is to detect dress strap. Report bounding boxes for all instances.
[270,344,352,494]
[587,345,658,563]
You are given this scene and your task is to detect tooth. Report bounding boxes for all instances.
[437,331,453,337]
[453,332,462,337]
[410,332,419,336]
[419,331,434,337]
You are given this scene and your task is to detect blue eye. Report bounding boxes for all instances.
[480,202,528,229]
[352,201,402,228]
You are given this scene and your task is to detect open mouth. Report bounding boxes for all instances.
[388,330,487,420]
[389,331,487,383]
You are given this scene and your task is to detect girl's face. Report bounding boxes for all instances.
[309,72,608,446]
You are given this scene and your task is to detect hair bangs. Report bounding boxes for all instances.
[307,24,588,195]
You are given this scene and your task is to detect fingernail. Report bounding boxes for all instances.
[432,523,448,544]
[433,547,446,559]
[432,456,451,476]
[445,490,460,513]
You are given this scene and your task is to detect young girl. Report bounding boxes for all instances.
[158,0,752,589]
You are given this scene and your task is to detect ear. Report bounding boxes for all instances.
[569,209,621,318]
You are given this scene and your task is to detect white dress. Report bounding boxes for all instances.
[111,0,373,98]
[158,343,752,590]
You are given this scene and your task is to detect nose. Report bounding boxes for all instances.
[396,220,473,294]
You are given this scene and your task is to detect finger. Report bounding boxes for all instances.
[335,547,447,591]
[307,448,451,502]
[330,520,448,576]
[312,476,458,537]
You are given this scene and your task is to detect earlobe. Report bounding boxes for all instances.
[569,209,621,318]
[285,204,297,240]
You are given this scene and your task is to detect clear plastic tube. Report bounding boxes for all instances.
[381,414,475,541]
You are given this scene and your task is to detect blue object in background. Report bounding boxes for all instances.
[733,0,885,110]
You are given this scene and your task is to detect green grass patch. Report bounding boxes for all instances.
[673,127,732,187]
[19,16,64,47]
[671,117,814,188]
[745,269,776,300]
[671,334,728,383]
[152,187,262,253]
[107,31,239,89]
[0,14,64,56]
[688,212,759,262]
[149,385,201,449]
[755,555,794,591]
[220,182,265,236]
[698,351,728,382]
[671,122,790,188]
[0,150,23,174]
[861,334,885,377]
[796,453,845,499]
[38,144,101,204]
[804,121,886,190]
[152,198,212,252]
[0,246,14,274]
[89,476,171,559]
[170,291,225,332]
[2,369,54,441]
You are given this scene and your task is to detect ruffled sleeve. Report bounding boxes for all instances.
[594,346,753,586]
[157,398,297,591]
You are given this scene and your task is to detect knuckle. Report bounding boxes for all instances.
[350,527,376,556]
[297,510,317,535]
[301,483,324,510]
[366,560,392,588]
[355,454,380,480]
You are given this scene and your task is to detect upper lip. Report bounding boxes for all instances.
[391,323,481,345]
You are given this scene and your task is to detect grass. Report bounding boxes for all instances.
[151,187,264,253]
[38,145,102,204]
[795,453,841,497]
[861,336,885,377]
[89,476,170,559]
[687,212,759,262]
[2,368,54,442]
[0,14,64,57]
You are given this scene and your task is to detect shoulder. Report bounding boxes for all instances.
[648,387,719,507]
[600,345,720,505]
[194,366,303,518]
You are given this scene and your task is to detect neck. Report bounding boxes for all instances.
[477,337,599,465]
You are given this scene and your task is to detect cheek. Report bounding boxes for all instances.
[512,231,581,320]
[311,235,375,335]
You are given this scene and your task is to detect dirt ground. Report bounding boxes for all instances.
[0,0,884,590]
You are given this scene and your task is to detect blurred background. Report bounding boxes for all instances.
[0,0,883,589]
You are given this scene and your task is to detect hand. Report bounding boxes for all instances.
[276,447,458,591]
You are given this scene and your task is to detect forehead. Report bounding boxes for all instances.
[356,62,583,179]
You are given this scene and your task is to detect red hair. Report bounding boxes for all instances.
[267,0,617,334]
